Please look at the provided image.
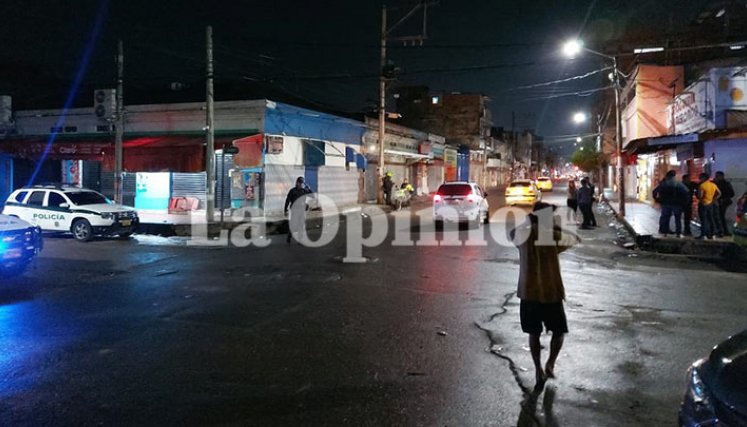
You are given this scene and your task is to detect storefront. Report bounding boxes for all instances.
[0,99,369,218]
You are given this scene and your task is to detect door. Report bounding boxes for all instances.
[44,191,72,231]
[24,190,48,228]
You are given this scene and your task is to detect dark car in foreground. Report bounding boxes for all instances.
[680,329,747,426]
[0,213,43,277]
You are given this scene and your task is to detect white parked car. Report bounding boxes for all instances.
[2,185,139,242]
[0,214,43,277]
[432,181,489,228]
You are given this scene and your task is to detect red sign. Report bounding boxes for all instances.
[0,141,112,160]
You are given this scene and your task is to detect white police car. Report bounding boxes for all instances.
[2,185,139,242]
[0,214,43,277]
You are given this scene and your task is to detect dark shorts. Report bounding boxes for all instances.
[520,300,568,335]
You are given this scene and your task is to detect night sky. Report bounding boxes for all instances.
[1,0,711,152]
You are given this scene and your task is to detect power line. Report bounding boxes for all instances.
[507,67,613,91]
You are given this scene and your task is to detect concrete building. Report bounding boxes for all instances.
[394,86,499,186]
[0,98,369,217]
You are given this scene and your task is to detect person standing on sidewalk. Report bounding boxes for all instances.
[588,178,598,227]
[284,177,313,244]
[713,171,735,237]
[652,170,690,237]
[382,172,394,206]
[566,180,578,222]
[577,178,594,229]
[681,174,698,237]
[511,202,580,388]
[697,173,721,240]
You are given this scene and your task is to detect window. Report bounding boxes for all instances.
[67,191,108,205]
[431,96,440,105]
[48,192,67,207]
[27,191,46,206]
[13,191,28,203]
[437,184,472,196]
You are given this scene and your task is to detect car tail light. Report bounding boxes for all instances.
[434,194,442,203]
[466,194,477,203]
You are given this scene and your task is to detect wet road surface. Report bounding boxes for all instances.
[1,186,746,425]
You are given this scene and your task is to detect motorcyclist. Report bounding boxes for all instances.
[400,178,414,194]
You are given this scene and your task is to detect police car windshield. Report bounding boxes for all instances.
[67,191,108,205]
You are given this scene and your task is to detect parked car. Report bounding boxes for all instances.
[679,329,747,426]
[432,181,489,228]
[505,180,542,206]
[2,185,139,242]
[0,214,43,277]
[536,176,554,192]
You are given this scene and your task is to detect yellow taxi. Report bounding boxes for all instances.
[535,176,553,192]
[505,180,542,206]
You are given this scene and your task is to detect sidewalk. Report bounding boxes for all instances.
[602,188,745,259]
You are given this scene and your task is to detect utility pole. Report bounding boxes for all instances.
[114,40,124,204]
[377,5,387,204]
[206,26,216,222]
[613,56,625,217]
[376,1,433,204]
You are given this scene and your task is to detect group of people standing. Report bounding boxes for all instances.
[566,178,598,230]
[653,170,736,239]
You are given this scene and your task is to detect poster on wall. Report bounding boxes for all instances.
[135,172,171,210]
[266,136,284,154]
[61,160,82,187]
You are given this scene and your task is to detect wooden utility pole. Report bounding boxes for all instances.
[114,40,124,204]
[376,1,434,204]
[377,5,387,204]
[206,26,216,222]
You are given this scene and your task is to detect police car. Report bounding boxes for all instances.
[2,185,139,242]
[0,214,43,276]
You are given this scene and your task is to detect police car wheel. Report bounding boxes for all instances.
[72,219,93,242]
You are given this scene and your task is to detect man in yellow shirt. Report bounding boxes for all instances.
[697,173,721,239]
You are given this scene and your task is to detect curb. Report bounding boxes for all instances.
[603,199,746,259]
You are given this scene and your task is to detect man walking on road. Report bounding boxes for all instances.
[284,176,313,244]
[511,202,580,388]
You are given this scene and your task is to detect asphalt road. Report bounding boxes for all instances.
[1,185,746,425]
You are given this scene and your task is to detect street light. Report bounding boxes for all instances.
[572,112,587,124]
[576,137,583,143]
[562,38,625,217]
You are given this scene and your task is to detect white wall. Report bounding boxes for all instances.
[264,135,304,165]
[325,141,348,167]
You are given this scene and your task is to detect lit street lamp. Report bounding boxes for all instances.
[563,39,625,217]
[572,112,587,124]
[576,136,583,143]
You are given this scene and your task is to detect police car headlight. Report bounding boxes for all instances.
[100,212,114,220]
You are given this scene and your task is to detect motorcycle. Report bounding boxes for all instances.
[392,189,413,211]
